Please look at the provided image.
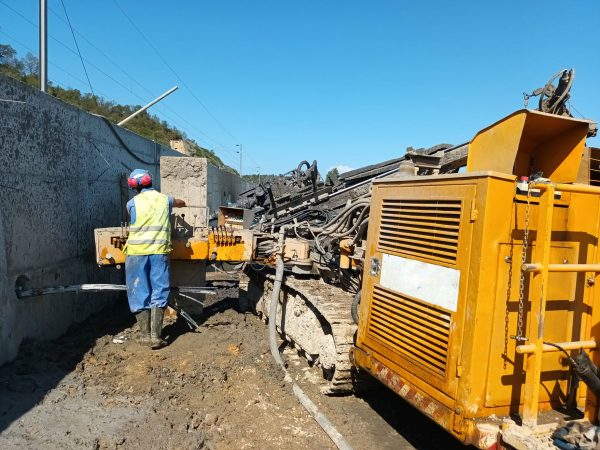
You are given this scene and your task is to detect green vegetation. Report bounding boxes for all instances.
[0,43,236,173]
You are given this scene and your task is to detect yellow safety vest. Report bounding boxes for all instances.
[125,190,171,255]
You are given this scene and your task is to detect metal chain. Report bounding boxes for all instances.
[503,243,515,369]
[514,183,533,341]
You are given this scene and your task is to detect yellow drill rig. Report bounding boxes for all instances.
[93,70,600,448]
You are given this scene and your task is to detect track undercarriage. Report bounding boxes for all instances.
[246,269,360,394]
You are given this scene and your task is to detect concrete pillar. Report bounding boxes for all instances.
[160,156,209,316]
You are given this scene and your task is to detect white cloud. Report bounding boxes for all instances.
[328,164,355,174]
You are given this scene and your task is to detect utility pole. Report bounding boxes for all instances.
[236,144,242,175]
[39,0,48,92]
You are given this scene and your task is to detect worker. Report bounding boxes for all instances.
[124,169,186,349]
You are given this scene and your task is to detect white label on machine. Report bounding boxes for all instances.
[379,253,460,312]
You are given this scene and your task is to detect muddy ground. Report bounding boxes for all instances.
[0,289,464,449]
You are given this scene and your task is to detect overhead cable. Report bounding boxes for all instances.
[112,0,242,143]
[59,0,95,99]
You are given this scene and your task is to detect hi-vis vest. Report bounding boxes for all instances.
[125,190,171,255]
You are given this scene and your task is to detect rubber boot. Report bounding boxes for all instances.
[150,307,167,349]
[134,309,151,345]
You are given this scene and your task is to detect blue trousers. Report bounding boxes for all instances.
[125,254,171,313]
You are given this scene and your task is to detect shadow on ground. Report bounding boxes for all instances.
[357,387,472,449]
[0,298,134,434]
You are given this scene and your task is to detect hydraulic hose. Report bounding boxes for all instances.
[572,350,600,399]
[544,342,600,400]
[320,201,370,234]
[268,228,353,450]
[331,207,370,238]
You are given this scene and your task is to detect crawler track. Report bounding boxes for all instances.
[247,270,359,394]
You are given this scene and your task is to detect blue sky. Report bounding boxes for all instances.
[1,0,599,175]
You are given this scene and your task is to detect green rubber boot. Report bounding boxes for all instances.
[150,307,167,349]
[134,309,151,345]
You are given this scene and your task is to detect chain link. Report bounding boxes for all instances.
[515,182,533,341]
[503,243,514,369]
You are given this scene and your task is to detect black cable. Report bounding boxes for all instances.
[59,0,95,99]
[543,341,575,365]
[45,5,235,157]
[0,1,240,167]
[102,117,157,166]
[112,0,243,147]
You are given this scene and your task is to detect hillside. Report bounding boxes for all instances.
[0,43,235,173]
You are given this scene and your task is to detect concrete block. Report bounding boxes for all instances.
[160,156,209,235]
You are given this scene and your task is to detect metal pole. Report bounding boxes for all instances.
[118,85,178,126]
[236,144,242,175]
[39,0,48,92]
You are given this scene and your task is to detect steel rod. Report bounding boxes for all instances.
[118,86,178,126]
[517,340,597,354]
[532,182,600,196]
[522,263,600,273]
[16,283,216,298]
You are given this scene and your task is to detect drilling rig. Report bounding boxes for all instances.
[94,70,600,448]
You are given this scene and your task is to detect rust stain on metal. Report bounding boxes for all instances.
[371,359,448,424]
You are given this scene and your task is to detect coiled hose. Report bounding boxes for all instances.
[268,228,353,450]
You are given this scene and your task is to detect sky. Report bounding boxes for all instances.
[0,0,599,175]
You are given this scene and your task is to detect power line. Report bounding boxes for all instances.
[111,0,242,144]
[0,0,241,163]
[0,29,239,167]
[45,5,240,157]
[59,0,95,98]
[0,1,242,169]
[0,29,100,94]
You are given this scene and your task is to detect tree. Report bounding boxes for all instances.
[22,52,39,76]
[0,44,23,78]
[0,44,17,65]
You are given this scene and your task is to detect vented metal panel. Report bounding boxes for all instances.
[377,199,462,266]
[368,285,451,375]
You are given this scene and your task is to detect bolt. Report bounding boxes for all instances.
[505,256,512,263]
[587,277,595,287]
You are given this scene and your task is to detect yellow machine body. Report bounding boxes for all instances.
[94,229,252,266]
[354,110,599,446]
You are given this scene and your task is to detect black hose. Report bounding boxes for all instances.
[544,343,600,400]
[268,228,353,450]
[572,350,600,399]
[332,207,370,238]
[351,290,361,325]
[351,220,369,245]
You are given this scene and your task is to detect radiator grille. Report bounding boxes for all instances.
[377,198,462,266]
[368,285,451,375]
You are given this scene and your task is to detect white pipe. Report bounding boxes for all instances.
[39,0,48,92]
[118,85,178,126]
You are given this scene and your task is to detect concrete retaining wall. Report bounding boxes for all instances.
[0,74,182,364]
[207,164,250,218]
